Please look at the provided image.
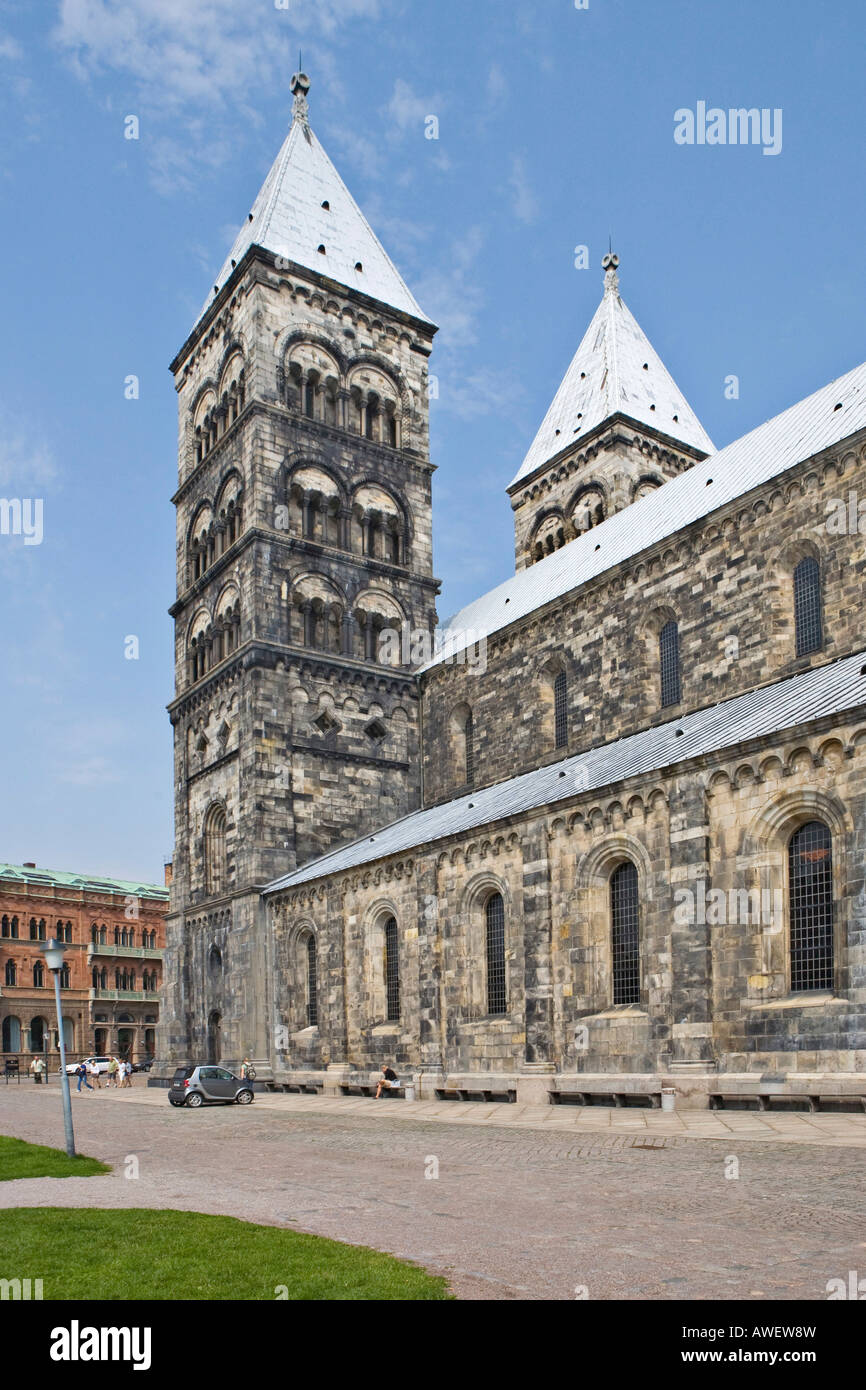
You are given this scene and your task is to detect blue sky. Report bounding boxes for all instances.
[0,0,864,882]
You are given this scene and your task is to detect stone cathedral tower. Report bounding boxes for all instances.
[158,74,439,1068]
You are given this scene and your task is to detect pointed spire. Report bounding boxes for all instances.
[290,70,311,140]
[509,258,713,487]
[199,80,433,326]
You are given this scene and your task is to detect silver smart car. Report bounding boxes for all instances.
[168,1064,254,1108]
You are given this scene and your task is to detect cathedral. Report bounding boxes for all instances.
[157,75,866,1109]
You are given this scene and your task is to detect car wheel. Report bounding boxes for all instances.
[236,1089,253,1105]
[185,1092,203,1108]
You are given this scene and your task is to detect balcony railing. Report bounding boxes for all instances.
[87,944,163,962]
[89,989,160,1002]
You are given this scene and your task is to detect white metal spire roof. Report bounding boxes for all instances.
[510,255,715,488]
[201,73,432,326]
[265,648,866,892]
[427,355,866,671]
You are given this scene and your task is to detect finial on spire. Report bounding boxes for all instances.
[602,250,619,297]
[291,71,311,138]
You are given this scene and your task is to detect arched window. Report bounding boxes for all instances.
[204,804,228,896]
[610,861,640,1005]
[114,926,120,945]
[90,923,98,943]
[554,670,568,749]
[2,1016,21,1052]
[29,917,37,940]
[384,917,400,1022]
[304,379,315,418]
[306,935,318,1028]
[92,967,99,990]
[59,964,70,989]
[1,916,8,938]
[5,959,16,986]
[33,961,44,989]
[10,916,18,939]
[485,893,507,1015]
[100,967,108,989]
[465,711,475,787]
[794,557,822,656]
[659,620,681,707]
[99,924,106,945]
[788,821,833,991]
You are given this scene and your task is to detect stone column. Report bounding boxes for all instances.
[415,855,445,1098]
[667,775,715,1073]
[517,827,556,1104]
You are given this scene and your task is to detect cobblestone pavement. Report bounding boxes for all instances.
[2,1086,865,1300]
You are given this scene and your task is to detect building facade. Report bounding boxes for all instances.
[159,76,866,1107]
[0,863,168,1066]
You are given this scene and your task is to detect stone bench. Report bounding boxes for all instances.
[268,1080,322,1095]
[435,1087,517,1103]
[340,1081,405,1098]
[549,1088,661,1108]
[709,1091,866,1113]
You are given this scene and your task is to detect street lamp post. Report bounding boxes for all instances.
[43,939,76,1157]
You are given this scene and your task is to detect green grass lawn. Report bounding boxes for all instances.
[2,1208,453,1300]
[0,1135,111,1181]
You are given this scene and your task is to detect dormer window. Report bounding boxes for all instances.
[321,200,330,210]
[317,244,326,254]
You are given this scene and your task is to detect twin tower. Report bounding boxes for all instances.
[159,76,711,1065]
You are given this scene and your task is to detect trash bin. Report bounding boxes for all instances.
[404,1083,416,1103]
[661,1087,676,1112]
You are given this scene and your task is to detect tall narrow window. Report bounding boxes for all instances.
[465,711,475,787]
[33,962,44,988]
[4,960,15,986]
[485,893,506,1015]
[789,821,833,991]
[554,670,568,749]
[794,557,822,656]
[306,935,318,1027]
[611,861,640,1005]
[384,917,400,1021]
[659,620,681,707]
[204,804,227,896]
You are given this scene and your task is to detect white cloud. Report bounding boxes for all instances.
[509,154,538,225]
[386,77,439,137]
[436,366,520,422]
[0,416,57,489]
[0,33,23,60]
[52,0,384,189]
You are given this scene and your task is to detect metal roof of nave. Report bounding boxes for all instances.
[426,354,866,671]
[264,648,866,893]
[201,73,433,327]
[509,254,716,488]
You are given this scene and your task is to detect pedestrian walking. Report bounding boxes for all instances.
[121,1060,132,1088]
[88,1059,102,1089]
[75,1061,93,1092]
[240,1056,253,1081]
[107,1056,120,1088]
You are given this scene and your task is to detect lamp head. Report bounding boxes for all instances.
[43,938,67,972]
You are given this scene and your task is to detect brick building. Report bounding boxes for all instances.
[158,75,866,1108]
[0,863,168,1066]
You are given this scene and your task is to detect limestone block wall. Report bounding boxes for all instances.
[422,433,866,804]
[266,709,866,1084]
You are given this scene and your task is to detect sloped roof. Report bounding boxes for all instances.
[426,356,866,671]
[201,78,432,327]
[264,648,866,892]
[0,864,168,901]
[510,262,715,487]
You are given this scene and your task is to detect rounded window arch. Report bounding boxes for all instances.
[793,556,822,656]
[449,703,475,787]
[788,820,833,991]
[208,945,223,975]
[2,1016,21,1052]
[610,860,640,1005]
[203,803,228,896]
[301,931,318,1028]
[485,892,507,1015]
[4,959,16,987]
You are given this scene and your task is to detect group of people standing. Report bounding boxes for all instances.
[73,1057,133,1092]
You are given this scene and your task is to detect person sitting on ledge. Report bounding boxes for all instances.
[375,1065,399,1098]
